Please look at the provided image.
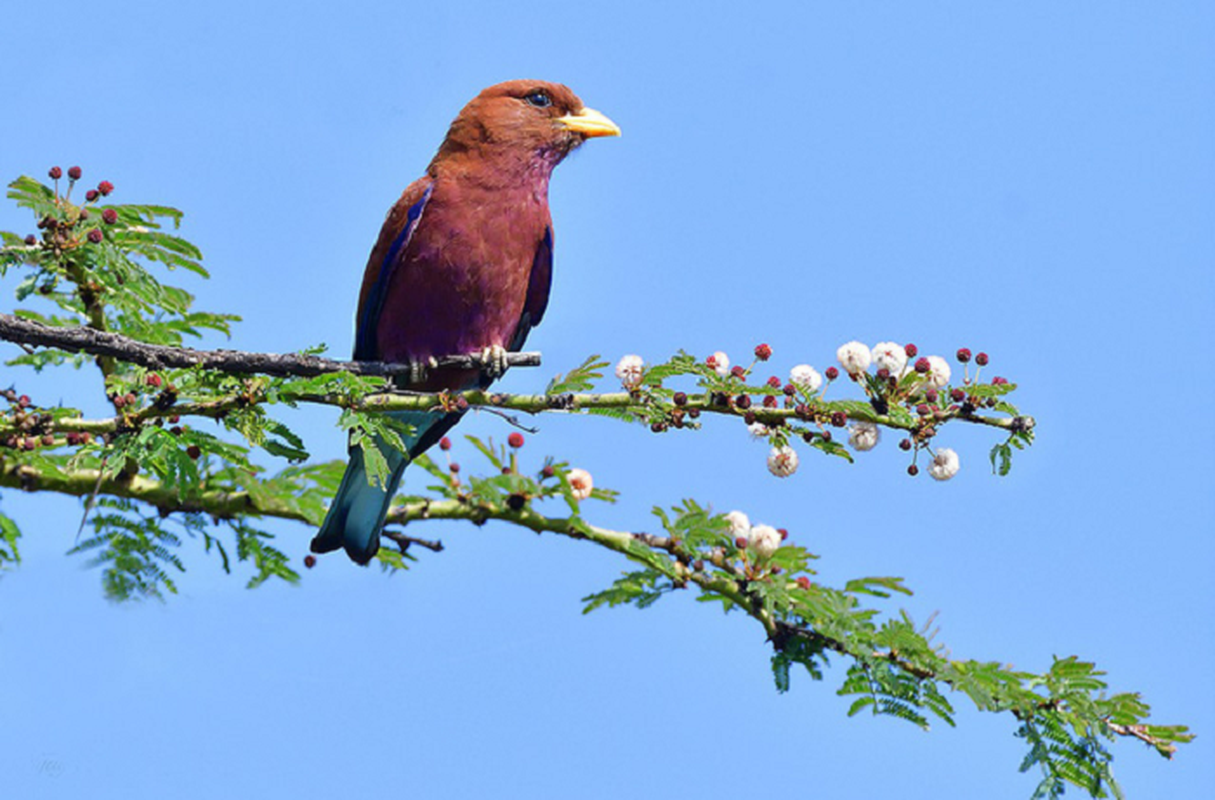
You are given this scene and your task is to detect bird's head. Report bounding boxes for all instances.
[431,80,620,174]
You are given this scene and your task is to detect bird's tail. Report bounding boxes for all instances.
[310,411,456,565]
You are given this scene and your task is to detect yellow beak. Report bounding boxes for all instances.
[557,106,622,138]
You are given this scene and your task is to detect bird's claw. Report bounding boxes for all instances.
[405,356,438,386]
[480,345,509,380]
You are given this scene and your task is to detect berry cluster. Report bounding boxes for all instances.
[27,166,120,258]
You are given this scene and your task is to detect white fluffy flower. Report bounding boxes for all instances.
[707,351,730,377]
[836,341,872,376]
[748,524,782,558]
[924,355,951,389]
[766,445,799,477]
[724,510,751,538]
[614,354,645,390]
[928,448,960,481]
[747,421,770,438]
[848,421,880,452]
[789,364,822,392]
[871,342,907,375]
[567,468,594,499]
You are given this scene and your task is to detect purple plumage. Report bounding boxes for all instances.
[311,80,620,563]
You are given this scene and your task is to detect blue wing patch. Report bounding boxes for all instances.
[354,184,434,361]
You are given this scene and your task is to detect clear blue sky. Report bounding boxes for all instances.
[2,2,1212,798]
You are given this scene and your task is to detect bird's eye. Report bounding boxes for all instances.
[524,91,552,108]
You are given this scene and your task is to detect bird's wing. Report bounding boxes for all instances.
[508,226,553,353]
[354,178,435,361]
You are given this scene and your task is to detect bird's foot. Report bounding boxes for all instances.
[479,345,509,380]
[404,356,438,387]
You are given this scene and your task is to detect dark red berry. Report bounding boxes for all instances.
[501,466,513,475]
[762,395,777,409]
[169,415,180,424]
[85,189,99,202]
[796,576,811,590]
[24,235,36,246]
[23,437,37,451]
[825,367,839,381]
[735,536,748,549]
[87,228,103,243]
[540,465,555,479]
[693,560,704,571]
[80,432,92,444]
[992,376,1009,385]
[49,166,63,180]
[754,343,772,361]
[976,352,989,366]
[102,208,118,225]
[506,493,526,511]
[730,365,746,379]
[772,566,783,574]
[112,394,125,409]
[68,166,82,180]
[795,404,810,419]
[907,464,919,476]
[449,462,460,473]
[439,437,452,451]
[80,209,90,220]
[41,434,54,447]
[304,555,317,569]
[687,408,700,419]
[783,384,796,396]
[830,411,847,427]
[876,367,890,380]
[904,343,918,358]
[17,395,30,408]
[743,411,757,425]
[916,404,931,416]
[186,445,202,460]
[766,376,781,388]
[146,374,162,388]
[507,432,524,448]
[899,438,912,451]
[925,389,938,403]
[736,394,751,410]
[650,422,666,433]
[914,357,930,374]
[170,426,183,436]
[820,430,832,442]
[124,393,136,406]
[672,392,687,406]
[97,180,114,196]
[956,348,972,363]
[950,388,965,402]
[778,528,788,540]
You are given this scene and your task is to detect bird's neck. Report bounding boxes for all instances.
[429,143,561,203]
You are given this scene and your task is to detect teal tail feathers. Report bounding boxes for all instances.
[311,411,457,565]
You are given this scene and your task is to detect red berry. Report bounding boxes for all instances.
[992,376,1009,385]
[766,376,781,388]
[42,434,55,446]
[899,438,912,451]
[68,166,82,180]
[49,166,63,179]
[124,393,136,406]
[506,493,526,510]
[650,422,666,433]
[782,384,795,396]
[736,394,752,410]
[186,445,202,460]
[170,426,183,436]
[904,343,918,358]
[778,528,788,540]
[87,228,103,243]
[914,357,930,374]
[975,352,989,366]
[956,348,972,363]
[687,408,700,419]
[830,411,847,427]
[304,555,317,569]
[795,576,811,590]
[925,388,938,403]
[24,235,36,246]
[540,465,555,479]
[735,536,748,549]
[97,180,114,196]
[730,365,746,379]
[81,432,92,444]
[916,404,931,416]
[950,388,965,402]
[85,189,99,202]
[18,395,30,408]
[876,367,890,380]
[754,343,772,361]
[448,462,460,474]
[743,411,757,425]
[507,432,524,448]
[762,395,777,408]
[146,374,162,388]
[907,464,919,476]
[672,392,687,406]
[825,367,839,381]
[169,415,180,424]
[102,208,118,225]
[439,437,452,451]
[820,430,832,442]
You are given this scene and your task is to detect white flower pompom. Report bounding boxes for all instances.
[924,356,951,389]
[724,510,751,538]
[567,468,594,499]
[747,421,770,438]
[614,354,645,390]
[706,351,731,377]
[767,445,799,477]
[836,341,872,376]
[789,364,823,392]
[928,448,960,481]
[848,421,880,452]
[748,524,782,558]
[871,342,907,375]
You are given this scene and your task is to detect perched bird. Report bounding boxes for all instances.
[311,80,620,564]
